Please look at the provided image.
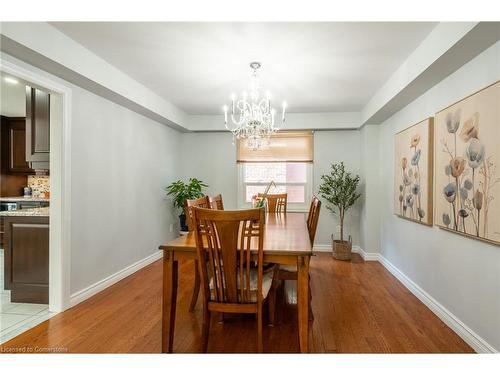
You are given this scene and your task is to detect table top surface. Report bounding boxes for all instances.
[160,212,313,256]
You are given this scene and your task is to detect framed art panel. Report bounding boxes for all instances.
[434,81,500,245]
[394,118,434,225]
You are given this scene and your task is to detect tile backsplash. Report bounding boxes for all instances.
[27,175,50,197]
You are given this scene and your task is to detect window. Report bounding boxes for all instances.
[237,131,313,211]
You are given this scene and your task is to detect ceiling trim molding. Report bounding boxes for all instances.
[2,22,498,132]
[186,112,362,131]
[0,22,188,131]
[361,22,500,125]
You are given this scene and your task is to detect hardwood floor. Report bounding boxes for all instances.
[0,253,473,353]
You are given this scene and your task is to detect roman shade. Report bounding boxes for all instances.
[237,131,314,163]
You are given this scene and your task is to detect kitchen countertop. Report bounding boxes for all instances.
[0,196,50,202]
[0,207,50,217]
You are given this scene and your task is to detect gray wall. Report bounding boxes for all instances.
[313,130,362,246]
[70,87,181,294]
[377,41,500,351]
[1,52,184,297]
[359,124,382,253]
[179,132,238,209]
[180,130,364,248]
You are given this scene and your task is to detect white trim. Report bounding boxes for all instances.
[1,55,72,313]
[378,254,497,354]
[313,244,379,262]
[313,245,497,352]
[352,245,380,261]
[69,250,163,308]
[312,244,331,252]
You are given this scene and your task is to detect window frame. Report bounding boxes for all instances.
[237,162,313,212]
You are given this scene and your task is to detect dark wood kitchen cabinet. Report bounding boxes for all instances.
[7,117,34,174]
[17,201,49,210]
[4,215,49,303]
[0,116,29,196]
[26,86,50,169]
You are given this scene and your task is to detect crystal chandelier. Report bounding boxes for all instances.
[223,62,287,150]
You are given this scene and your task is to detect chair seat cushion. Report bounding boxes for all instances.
[209,268,273,302]
[279,264,298,272]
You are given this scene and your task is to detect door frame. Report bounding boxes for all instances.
[1,55,72,312]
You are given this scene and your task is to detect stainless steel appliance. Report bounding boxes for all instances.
[0,202,17,211]
[23,187,33,197]
[17,201,49,210]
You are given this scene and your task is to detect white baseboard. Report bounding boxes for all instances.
[378,254,497,354]
[69,250,163,307]
[313,244,379,261]
[312,244,331,252]
[313,244,496,353]
[352,246,380,261]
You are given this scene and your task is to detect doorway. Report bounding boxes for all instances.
[0,56,71,343]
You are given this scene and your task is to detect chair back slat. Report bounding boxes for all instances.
[193,208,264,305]
[208,194,224,210]
[307,196,315,228]
[307,196,321,244]
[186,196,211,231]
[258,193,287,213]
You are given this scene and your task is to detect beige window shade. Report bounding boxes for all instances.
[237,131,313,163]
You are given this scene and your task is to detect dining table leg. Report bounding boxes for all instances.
[189,260,200,312]
[297,255,310,353]
[162,250,178,353]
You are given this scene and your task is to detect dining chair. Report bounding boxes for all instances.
[258,193,287,213]
[186,196,211,231]
[192,207,276,353]
[185,196,211,312]
[208,194,224,210]
[306,195,315,230]
[269,196,321,324]
[307,196,321,244]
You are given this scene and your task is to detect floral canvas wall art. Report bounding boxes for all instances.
[435,81,500,245]
[394,118,434,225]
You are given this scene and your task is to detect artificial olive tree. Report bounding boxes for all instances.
[318,162,361,242]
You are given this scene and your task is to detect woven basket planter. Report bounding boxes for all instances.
[332,235,352,261]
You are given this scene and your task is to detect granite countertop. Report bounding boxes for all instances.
[0,196,50,202]
[0,207,50,217]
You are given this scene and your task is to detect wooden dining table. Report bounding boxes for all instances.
[159,212,313,353]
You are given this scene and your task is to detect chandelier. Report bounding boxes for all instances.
[223,62,287,150]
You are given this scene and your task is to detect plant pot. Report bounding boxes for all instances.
[332,235,352,261]
[179,213,188,232]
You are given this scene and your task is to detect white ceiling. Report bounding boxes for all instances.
[51,22,437,115]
